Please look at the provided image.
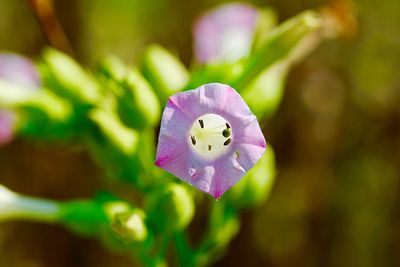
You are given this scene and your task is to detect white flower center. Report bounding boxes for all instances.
[188,113,232,160]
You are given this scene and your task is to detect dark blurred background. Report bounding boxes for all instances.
[0,0,399,266]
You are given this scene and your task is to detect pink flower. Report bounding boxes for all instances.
[193,3,259,64]
[0,53,40,145]
[155,83,266,198]
[0,54,40,89]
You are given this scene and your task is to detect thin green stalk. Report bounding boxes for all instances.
[0,185,61,223]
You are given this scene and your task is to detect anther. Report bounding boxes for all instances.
[226,123,231,129]
[223,138,231,146]
[191,136,196,145]
[199,119,204,129]
[235,151,240,159]
[222,128,231,138]
[208,145,212,151]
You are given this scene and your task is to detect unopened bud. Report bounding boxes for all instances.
[41,48,101,105]
[146,183,194,232]
[111,209,147,242]
[141,45,189,102]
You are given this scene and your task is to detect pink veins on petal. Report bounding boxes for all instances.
[155,83,266,199]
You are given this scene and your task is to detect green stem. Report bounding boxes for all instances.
[174,231,195,267]
[0,185,61,223]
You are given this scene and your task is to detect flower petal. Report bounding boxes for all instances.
[233,143,266,171]
[169,83,231,118]
[159,98,193,139]
[233,115,266,148]
[209,155,246,198]
[155,132,189,175]
[156,134,214,193]
[0,53,40,89]
[193,3,259,63]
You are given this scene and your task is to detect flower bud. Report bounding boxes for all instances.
[110,209,147,242]
[17,89,73,139]
[242,63,288,119]
[99,56,160,128]
[145,183,194,232]
[140,45,189,102]
[87,108,143,185]
[40,48,101,105]
[89,109,139,156]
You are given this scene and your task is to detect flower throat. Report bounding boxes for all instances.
[188,113,232,160]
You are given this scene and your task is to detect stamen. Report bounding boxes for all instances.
[222,128,231,138]
[235,151,240,159]
[223,138,231,146]
[199,119,204,129]
[189,114,233,159]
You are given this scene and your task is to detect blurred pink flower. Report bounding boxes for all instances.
[0,53,40,145]
[155,83,266,198]
[0,54,40,88]
[193,3,258,64]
